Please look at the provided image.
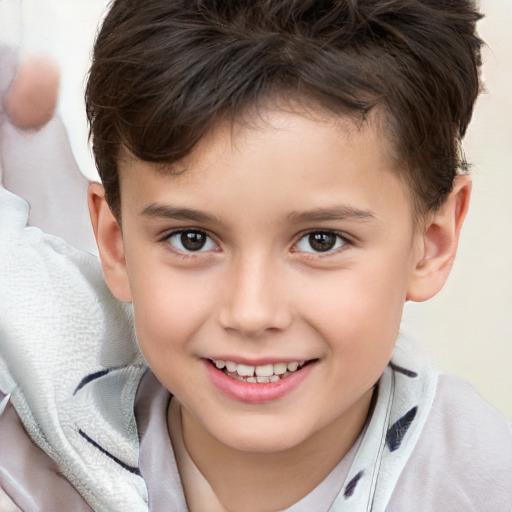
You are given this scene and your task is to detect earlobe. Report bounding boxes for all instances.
[87,183,132,302]
[406,175,472,302]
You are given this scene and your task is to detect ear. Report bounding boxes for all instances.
[406,175,472,302]
[88,183,132,302]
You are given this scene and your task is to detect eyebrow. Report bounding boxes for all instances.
[287,205,376,223]
[140,203,376,225]
[140,203,217,224]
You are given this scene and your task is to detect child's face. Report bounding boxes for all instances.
[115,108,424,453]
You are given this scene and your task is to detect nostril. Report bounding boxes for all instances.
[219,303,293,337]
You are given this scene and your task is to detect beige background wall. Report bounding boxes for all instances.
[403,0,512,420]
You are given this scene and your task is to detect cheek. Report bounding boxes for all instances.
[129,268,218,360]
[300,259,409,364]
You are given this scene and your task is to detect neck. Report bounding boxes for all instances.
[173,388,374,512]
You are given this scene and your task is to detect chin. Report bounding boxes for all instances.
[212,419,312,454]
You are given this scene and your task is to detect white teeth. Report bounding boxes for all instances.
[255,364,274,377]
[214,359,307,380]
[237,364,255,377]
[226,361,237,372]
[273,362,287,375]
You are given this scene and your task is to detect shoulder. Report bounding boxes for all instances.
[389,373,512,511]
[421,374,512,465]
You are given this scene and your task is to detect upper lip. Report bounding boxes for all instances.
[205,356,314,366]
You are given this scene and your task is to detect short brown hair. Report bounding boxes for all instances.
[86,0,483,218]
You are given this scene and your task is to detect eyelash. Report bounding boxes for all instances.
[292,230,352,257]
[160,228,352,258]
[161,229,219,256]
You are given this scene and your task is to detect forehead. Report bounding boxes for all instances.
[117,108,414,228]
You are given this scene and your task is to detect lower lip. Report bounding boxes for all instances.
[203,360,315,404]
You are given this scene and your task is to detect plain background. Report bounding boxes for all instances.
[1,0,510,420]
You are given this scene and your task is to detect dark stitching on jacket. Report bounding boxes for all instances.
[388,362,418,378]
[78,429,141,476]
[73,370,111,395]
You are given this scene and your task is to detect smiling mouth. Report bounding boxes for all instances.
[209,359,314,383]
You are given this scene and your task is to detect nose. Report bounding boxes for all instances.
[218,255,292,338]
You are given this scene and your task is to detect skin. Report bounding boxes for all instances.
[89,107,471,511]
[6,56,60,131]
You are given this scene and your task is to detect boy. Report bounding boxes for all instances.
[0,1,511,511]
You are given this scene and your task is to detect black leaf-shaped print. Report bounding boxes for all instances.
[386,406,418,452]
[344,470,365,499]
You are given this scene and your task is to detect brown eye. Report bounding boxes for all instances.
[181,231,207,250]
[308,232,337,252]
[168,230,217,252]
[295,231,346,253]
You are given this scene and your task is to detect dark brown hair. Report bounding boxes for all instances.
[86,0,483,218]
